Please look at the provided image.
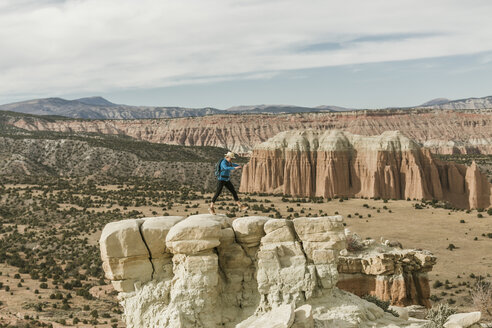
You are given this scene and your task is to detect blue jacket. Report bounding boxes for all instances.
[218,159,239,181]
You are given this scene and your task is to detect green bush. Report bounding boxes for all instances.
[362,295,398,317]
[424,303,456,328]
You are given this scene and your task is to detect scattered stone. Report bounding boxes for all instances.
[389,305,410,320]
[236,304,295,328]
[292,304,314,328]
[444,312,481,328]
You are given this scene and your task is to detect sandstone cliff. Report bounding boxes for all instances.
[240,130,492,209]
[338,249,436,308]
[100,214,428,328]
[6,109,492,154]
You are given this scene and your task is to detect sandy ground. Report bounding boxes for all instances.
[2,186,491,326]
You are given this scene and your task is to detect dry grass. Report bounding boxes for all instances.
[472,279,492,317]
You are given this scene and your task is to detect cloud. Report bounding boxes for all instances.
[0,0,491,100]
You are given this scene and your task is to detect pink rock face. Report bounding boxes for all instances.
[240,130,492,209]
[7,109,492,154]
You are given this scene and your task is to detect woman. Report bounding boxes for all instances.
[209,151,248,214]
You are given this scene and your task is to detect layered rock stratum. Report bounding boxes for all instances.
[100,214,430,327]
[6,109,492,154]
[240,130,492,209]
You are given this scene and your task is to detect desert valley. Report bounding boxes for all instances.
[0,97,491,327]
[3,1,492,327]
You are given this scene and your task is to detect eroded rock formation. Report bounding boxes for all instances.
[100,214,428,327]
[7,109,492,154]
[338,249,436,308]
[240,130,492,209]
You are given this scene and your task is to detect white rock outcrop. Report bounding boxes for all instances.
[443,312,481,328]
[100,214,429,327]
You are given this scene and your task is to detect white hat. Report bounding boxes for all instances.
[225,151,236,159]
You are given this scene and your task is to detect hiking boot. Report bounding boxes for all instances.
[208,206,216,215]
[239,204,249,211]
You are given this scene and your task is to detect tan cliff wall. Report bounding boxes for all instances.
[8,109,492,154]
[240,130,492,209]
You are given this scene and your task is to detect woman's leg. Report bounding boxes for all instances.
[211,180,225,204]
[224,181,239,201]
[224,181,248,211]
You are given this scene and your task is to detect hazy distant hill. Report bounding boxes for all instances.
[419,98,450,106]
[225,104,336,113]
[0,97,222,119]
[0,94,491,119]
[75,96,118,106]
[0,97,338,119]
[418,96,492,110]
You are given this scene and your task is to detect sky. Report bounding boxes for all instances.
[0,0,492,109]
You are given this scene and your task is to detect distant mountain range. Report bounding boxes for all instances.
[0,95,491,119]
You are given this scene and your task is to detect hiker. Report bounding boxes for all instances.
[209,151,248,214]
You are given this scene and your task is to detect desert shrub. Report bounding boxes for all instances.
[429,295,441,302]
[424,303,456,328]
[433,280,443,288]
[471,279,492,315]
[362,295,398,317]
[446,244,456,251]
[346,235,364,252]
[488,208,492,216]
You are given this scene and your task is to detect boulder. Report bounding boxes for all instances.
[111,279,136,293]
[102,256,152,281]
[236,304,295,328]
[293,216,344,242]
[292,304,314,328]
[264,218,292,234]
[444,312,481,328]
[405,305,428,319]
[293,216,346,261]
[389,305,410,321]
[99,219,148,259]
[140,216,184,257]
[261,219,296,246]
[99,219,153,283]
[166,215,222,254]
[232,216,269,247]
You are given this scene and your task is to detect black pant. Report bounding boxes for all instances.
[212,180,239,203]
